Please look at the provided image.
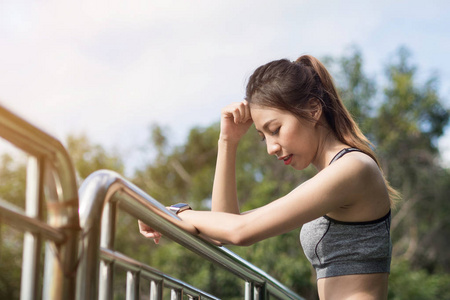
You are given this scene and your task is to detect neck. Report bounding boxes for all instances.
[311,126,349,171]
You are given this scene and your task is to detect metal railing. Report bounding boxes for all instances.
[77,169,304,300]
[0,104,80,300]
[0,104,305,300]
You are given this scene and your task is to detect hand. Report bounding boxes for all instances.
[138,220,162,244]
[220,100,253,144]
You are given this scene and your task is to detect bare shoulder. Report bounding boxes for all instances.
[318,151,390,221]
[315,151,384,191]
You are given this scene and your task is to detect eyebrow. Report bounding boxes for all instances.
[256,119,276,133]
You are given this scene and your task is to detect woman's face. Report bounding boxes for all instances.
[251,105,319,170]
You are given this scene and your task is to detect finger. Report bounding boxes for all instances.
[236,102,251,124]
[241,100,251,122]
[237,102,247,123]
[142,231,161,239]
[221,105,237,121]
[153,232,162,244]
[232,106,241,124]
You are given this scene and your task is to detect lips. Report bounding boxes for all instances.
[279,154,293,165]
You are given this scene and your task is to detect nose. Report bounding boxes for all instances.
[266,139,281,156]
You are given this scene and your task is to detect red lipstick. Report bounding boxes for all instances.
[279,154,293,165]
[283,154,293,165]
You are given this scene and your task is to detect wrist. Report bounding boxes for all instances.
[218,135,240,148]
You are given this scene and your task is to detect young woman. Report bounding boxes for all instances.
[139,55,397,299]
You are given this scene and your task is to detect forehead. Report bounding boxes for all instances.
[250,106,293,130]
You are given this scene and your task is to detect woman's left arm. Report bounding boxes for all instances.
[178,154,378,246]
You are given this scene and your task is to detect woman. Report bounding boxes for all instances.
[139,55,398,299]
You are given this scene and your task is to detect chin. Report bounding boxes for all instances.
[291,163,306,171]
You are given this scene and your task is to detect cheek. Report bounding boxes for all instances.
[286,127,309,145]
[289,128,316,155]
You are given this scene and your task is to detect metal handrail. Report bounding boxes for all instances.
[77,169,304,300]
[0,104,80,300]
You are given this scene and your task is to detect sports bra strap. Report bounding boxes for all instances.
[329,148,362,165]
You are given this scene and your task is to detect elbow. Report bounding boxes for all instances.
[226,225,257,247]
[234,238,255,247]
[229,235,254,247]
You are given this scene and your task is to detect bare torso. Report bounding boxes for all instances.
[317,273,389,300]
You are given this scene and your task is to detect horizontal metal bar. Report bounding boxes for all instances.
[99,248,220,300]
[0,198,66,244]
[115,189,303,300]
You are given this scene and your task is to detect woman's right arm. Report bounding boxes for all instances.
[211,101,253,214]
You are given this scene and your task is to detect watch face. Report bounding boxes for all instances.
[169,203,191,214]
[172,203,188,209]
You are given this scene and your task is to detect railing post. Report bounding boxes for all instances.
[171,288,182,300]
[20,156,44,300]
[126,271,140,300]
[42,157,80,300]
[99,201,117,300]
[245,281,253,300]
[150,280,163,300]
[254,283,267,300]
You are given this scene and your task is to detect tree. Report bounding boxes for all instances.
[66,133,124,180]
[372,47,450,273]
[0,153,27,300]
[324,46,377,135]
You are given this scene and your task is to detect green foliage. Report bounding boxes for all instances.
[0,153,26,208]
[0,228,23,300]
[66,133,124,180]
[324,46,377,134]
[375,47,448,158]
[389,259,450,300]
[230,232,315,298]
[373,48,449,274]
[0,152,26,300]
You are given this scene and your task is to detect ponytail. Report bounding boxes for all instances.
[297,55,400,206]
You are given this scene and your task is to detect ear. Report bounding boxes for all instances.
[308,98,322,123]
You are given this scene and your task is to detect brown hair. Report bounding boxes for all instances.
[246,55,400,205]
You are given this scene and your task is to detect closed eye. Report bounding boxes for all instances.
[260,127,280,142]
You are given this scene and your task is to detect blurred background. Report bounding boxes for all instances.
[1,1,450,299]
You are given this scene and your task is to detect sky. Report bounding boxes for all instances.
[1,0,450,175]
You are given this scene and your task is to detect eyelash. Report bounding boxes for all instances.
[260,127,280,142]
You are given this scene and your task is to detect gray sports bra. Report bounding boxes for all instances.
[299,148,392,279]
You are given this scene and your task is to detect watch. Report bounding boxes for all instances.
[168,203,192,214]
